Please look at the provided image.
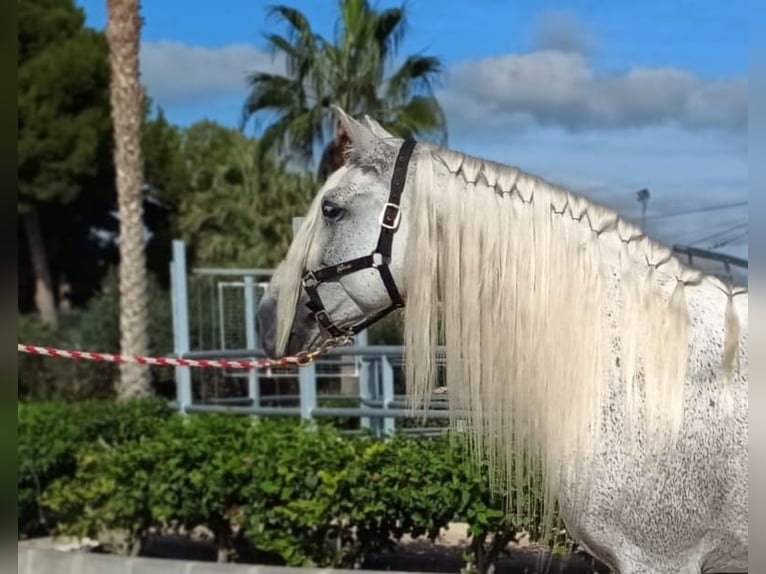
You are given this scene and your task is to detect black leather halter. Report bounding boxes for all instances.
[300,138,417,338]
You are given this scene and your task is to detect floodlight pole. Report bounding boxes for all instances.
[635,188,650,230]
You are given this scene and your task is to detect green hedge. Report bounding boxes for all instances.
[19,400,569,571]
[18,398,172,538]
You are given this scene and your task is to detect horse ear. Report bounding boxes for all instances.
[331,105,377,149]
[361,114,394,140]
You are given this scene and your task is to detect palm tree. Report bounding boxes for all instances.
[241,0,447,179]
[106,0,150,398]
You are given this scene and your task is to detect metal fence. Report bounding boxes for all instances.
[169,238,451,437]
[671,244,748,286]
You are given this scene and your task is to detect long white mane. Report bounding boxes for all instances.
[402,144,745,536]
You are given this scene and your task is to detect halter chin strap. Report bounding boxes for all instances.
[300,138,417,338]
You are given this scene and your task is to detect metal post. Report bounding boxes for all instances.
[294,215,315,426]
[170,260,179,355]
[635,188,650,230]
[244,275,260,408]
[171,240,193,414]
[217,283,226,350]
[299,362,317,422]
[380,356,395,436]
[359,358,375,431]
[338,308,365,399]
[357,356,375,429]
[354,327,368,386]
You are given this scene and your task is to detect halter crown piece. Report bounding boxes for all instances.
[300,138,417,339]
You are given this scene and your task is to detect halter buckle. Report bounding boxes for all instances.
[379,203,401,230]
[302,271,319,288]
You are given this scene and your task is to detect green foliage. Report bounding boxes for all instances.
[18,267,175,401]
[173,121,318,267]
[147,416,258,555]
[141,108,188,203]
[454,454,525,573]
[366,310,404,345]
[17,398,171,538]
[43,438,156,553]
[18,0,120,320]
[350,434,463,543]
[18,0,112,207]
[239,421,366,566]
[24,401,567,571]
[42,415,254,556]
[315,397,361,430]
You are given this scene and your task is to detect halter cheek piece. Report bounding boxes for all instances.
[300,138,417,338]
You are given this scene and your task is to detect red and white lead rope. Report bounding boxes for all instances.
[17,343,303,370]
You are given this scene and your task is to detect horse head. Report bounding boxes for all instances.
[257,107,416,358]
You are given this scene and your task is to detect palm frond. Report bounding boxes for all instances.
[258,114,305,163]
[266,5,315,45]
[374,7,406,64]
[240,72,304,131]
[263,33,299,61]
[384,96,448,145]
[385,54,443,103]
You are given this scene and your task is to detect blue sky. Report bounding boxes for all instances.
[76,0,748,267]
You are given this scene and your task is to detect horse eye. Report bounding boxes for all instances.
[321,201,345,222]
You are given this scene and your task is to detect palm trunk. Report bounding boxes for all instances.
[22,206,58,328]
[107,0,150,398]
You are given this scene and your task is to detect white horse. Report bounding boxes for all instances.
[256,107,748,573]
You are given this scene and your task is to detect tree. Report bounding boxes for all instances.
[241,0,448,178]
[141,106,188,205]
[175,121,316,268]
[106,0,150,398]
[18,0,114,326]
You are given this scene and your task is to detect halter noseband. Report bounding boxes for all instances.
[300,138,417,338]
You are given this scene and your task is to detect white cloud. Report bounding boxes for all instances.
[139,41,285,105]
[440,51,747,134]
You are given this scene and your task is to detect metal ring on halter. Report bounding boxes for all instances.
[295,350,316,366]
[379,203,402,230]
